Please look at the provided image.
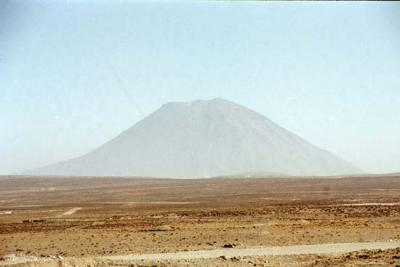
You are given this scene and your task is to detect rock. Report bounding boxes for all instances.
[223,243,237,248]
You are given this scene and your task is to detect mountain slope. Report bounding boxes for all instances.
[32,98,359,178]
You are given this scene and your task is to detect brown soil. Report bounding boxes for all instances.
[0,175,399,266]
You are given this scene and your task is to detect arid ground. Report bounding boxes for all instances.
[0,175,399,266]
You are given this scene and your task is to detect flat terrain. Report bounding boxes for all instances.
[0,175,400,266]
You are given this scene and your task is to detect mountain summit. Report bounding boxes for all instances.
[33,98,359,178]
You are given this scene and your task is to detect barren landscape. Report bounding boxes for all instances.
[0,175,399,266]
[3,0,400,265]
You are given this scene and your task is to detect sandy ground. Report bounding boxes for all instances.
[0,175,400,266]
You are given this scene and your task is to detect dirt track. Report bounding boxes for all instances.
[61,207,81,216]
[1,241,399,266]
[102,241,400,261]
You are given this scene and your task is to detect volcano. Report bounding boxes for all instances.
[33,98,359,178]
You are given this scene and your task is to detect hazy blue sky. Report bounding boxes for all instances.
[1,1,399,174]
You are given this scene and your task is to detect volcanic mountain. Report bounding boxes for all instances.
[33,98,359,178]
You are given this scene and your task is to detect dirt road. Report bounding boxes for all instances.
[102,241,400,261]
[61,207,81,216]
[1,241,399,266]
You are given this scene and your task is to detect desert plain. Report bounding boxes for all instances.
[0,175,399,266]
